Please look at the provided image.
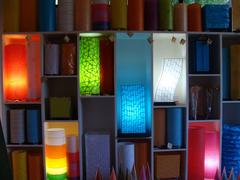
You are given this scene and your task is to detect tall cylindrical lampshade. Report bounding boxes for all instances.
[205,130,219,179]
[26,39,41,101]
[46,128,67,179]
[12,150,28,180]
[188,3,202,32]
[57,0,74,31]
[3,0,19,32]
[188,127,205,180]
[222,48,230,100]
[110,0,127,30]
[44,43,60,75]
[92,0,110,30]
[80,37,100,95]
[9,109,25,144]
[67,135,80,179]
[74,0,91,30]
[100,39,114,95]
[118,142,135,178]
[159,0,173,30]
[20,0,37,32]
[39,0,56,31]
[26,110,40,144]
[173,3,187,31]
[167,108,183,148]
[230,45,240,100]
[154,109,166,148]
[128,0,144,30]
[27,152,43,180]
[4,44,28,101]
[232,0,240,32]
[144,0,158,30]
[60,43,76,75]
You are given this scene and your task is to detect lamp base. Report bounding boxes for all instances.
[154,102,176,106]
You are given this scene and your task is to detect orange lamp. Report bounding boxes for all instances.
[4,44,28,101]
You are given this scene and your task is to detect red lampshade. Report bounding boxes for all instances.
[4,44,28,101]
[205,130,219,179]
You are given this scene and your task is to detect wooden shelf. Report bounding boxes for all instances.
[189,119,220,123]
[80,95,115,99]
[154,148,186,153]
[116,137,152,140]
[4,101,41,105]
[222,100,240,104]
[43,75,78,78]
[154,105,186,109]
[45,119,78,122]
[188,74,220,77]
[6,144,43,148]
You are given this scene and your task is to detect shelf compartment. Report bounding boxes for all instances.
[223,103,240,124]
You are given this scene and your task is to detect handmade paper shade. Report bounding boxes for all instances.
[3,0,19,32]
[120,84,146,134]
[60,43,76,75]
[222,48,230,100]
[26,110,40,144]
[100,39,114,95]
[44,43,60,75]
[27,152,43,180]
[85,133,110,180]
[110,0,127,30]
[173,3,187,31]
[80,37,100,95]
[4,44,28,101]
[232,0,240,31]
[230,45,240,100]
[20,0,37,31]
[118,142,135,178]
[39,0,56,31]
[57,0,74,31]
[127,0,144,30]
[46,128,67,179]
[188,3,202,31]
[144,0,158,30]
[154,109,166,148]
[12,150,28,180]
[188,127,205,180]
[92,0,110,30]
[195,41,210,73]
[67,135,79,179]
[159,0,173,30]
[167,108,183,148]
[74,0,91,30]
[154,58,183,104]
[205,130,219,179]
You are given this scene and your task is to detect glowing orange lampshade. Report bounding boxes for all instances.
[4,44,28,101]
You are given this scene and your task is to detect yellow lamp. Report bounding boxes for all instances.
[46,128,67,179]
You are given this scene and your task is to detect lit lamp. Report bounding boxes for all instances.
[154,58,183,105]
[45,128,67,179]
[4,44,28,101]
[79,36,100,95]
[120,84,146,135]
[205,130,219,179]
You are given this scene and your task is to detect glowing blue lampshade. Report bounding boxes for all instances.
[120,84,146,134]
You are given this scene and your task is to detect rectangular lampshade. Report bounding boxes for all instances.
[60,43,76,75]
[232,0,240,31]
[27,152,43,180]
[80,37,100,95]
[44,43,60,75]
[26,110,41,144]
[154,109,166,148]
[120,84,146,135]
[195,41,210,73]
[12,150,28,180]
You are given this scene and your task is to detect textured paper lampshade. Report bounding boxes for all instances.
[9,109,25,144]
[230,45,240,100]
[173,3,187,31]
[49,97,72,119]
[46,128,67,179]
[154,153,180,179]
[85,133,110,180]
[144,0,158,30]
[159,0,173,30]
[39,0,56,31]
[154,109,166,148]
[80,37,100,95]
[57,0,74,31]
[26,39,41,101]
[3,0,19,32]
[110,0,127,30]
[27,152,43,180]
[74,0,91,30]
[188,127,205,180]
[92,0,110,30]
[120,84,146,134]
[188,3,202,32]
[12,150,28,180]
[26,110,40,144]
[4,44,28,101]
[118,142,135,178]
[127,0,144,30]
[60,43,76,75]
[100,39,114,95]
[232,0,240,32]
[20,0,37,31]
[67,135,79,179]
[195,40,210,73]
[44,43,60,75]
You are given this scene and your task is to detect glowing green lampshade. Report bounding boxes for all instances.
[80,37,100,95]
